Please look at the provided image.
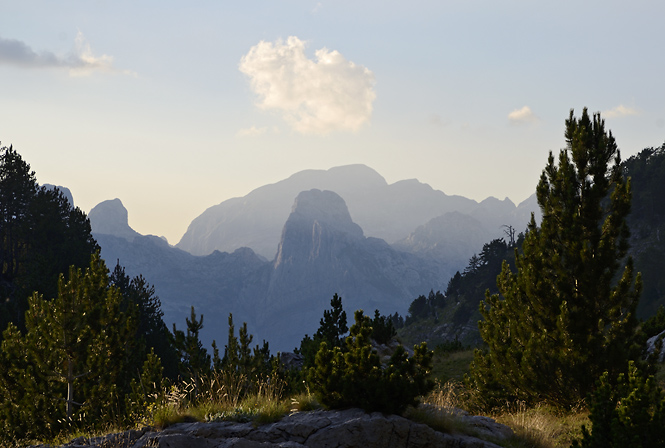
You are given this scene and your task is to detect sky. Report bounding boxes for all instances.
[1,1,664,244]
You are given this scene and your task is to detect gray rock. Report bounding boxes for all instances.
[44,409,509,448]
[89,198,141,242]
[646,329,665,362]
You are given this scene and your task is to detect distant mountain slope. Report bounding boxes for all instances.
[393,211,492,273]
[94,194,450,351]
[176,164,479,258]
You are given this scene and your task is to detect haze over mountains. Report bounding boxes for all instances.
[176,164,537,259]
[89,165,540,351]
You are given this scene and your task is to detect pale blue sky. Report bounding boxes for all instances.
[1,1,663,243]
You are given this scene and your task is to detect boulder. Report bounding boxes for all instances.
[41,409,510,448]
[646,329,665,362]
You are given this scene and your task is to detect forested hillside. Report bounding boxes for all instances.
[624,143,665,318]
[0,145,99,336]
[399,141,665,349]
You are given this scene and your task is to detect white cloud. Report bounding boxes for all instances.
[0,32,132,77]
[603,105,638,118]
[239,36,376,135]
[508,106,539,125]
[236,126,268,137]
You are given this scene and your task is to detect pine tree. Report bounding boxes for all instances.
[173,306,211,382]
[315,293,348,348]
[0,144,98,335]
[572,362,665,448]
[0,253,137,440]
[110,262,179,379]
[467,109,642,409]
[308,310,433,415]
[298,294,349,368]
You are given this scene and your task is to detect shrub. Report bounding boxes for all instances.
[572,361,665,448]
[307,310,433,415]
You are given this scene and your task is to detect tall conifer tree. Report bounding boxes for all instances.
[467,109,642,408]
[0,254,137,439]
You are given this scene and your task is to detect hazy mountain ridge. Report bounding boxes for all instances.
[95,191,453,350]
[92,165,541,350]
[176,164,501,259]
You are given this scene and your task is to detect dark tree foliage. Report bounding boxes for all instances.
[307,310,433,415]
[220,313,274,381]
[572,362,665,448]
[0,254,137,440]
[172,306,211,382]
[445,271,463,297]
[110,262,179,379]
[404,290,446,325]
[406,295,428,322]
[297,294,349,368]
[402,238,517,331]
[642,306,665,339]
[0,144,98,335]
[371,309,397,344]
[622,143,665,318]
[467,109,642,409]
[315,293,348,348]
[623,143,665,227]
[389,312,404,330]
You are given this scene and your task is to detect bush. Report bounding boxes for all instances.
[307,310,433,415]
[572,361,665,448]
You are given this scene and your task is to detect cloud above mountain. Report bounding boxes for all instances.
[0,32,130,76]
[239,36,376,135]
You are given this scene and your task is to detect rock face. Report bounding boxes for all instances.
[89,199,141,242]
[49,409,510,448]
[262,190,450,349]
[176,164,481,258]
[646,330,665,362]
[95,190,450,351]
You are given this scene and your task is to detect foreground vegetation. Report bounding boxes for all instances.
[3,109,665,447]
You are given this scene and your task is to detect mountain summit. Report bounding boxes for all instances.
[89,198,141,242]
[176,164,478,258]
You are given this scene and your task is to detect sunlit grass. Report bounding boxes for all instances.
[407,380,590,448]
[492,402,589,448]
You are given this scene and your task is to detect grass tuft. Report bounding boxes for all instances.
[493,401,589,448]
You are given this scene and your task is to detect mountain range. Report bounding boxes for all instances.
[89,165,540,351]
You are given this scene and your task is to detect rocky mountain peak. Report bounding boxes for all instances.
[274,189,363,267]
[89,198,141,242]
[290,189,362,234]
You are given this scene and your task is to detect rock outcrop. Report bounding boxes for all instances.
[89,198,141,242]
[646,329,665,362]
[43,409,512,448]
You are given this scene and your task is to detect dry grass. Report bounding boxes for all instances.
[492,401,589,448]
[150,371,293,428]
[406,380,473,434]
[410,380,589,448]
